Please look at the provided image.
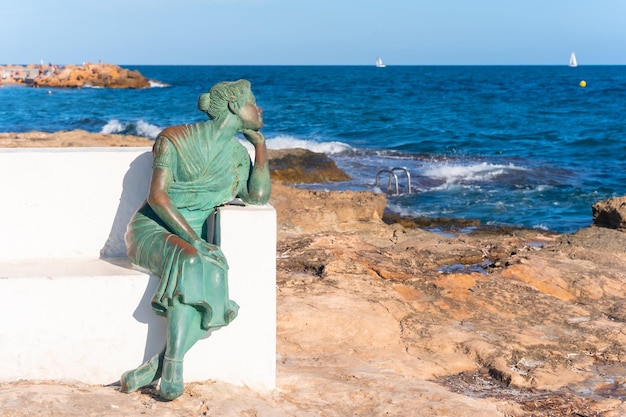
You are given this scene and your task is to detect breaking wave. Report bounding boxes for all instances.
[239,134,353,154]
[101,119,162,139]
[148,79,169,88]
[423,162,528,186]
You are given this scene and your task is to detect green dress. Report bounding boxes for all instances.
[126,121,250,329]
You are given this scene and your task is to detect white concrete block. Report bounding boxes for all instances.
[0,260,161,384]
[0,148,276,390]
[0,205,276,389]
[187,204,277,389]
[0,148,152,260]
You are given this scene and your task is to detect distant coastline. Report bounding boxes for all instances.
[0,62,153,89]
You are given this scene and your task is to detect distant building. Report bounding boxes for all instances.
[0,65,40,84]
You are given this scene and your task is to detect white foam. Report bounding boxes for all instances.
[135,120,162,138]
[265,135,352,154]
[148,79,169,88]
[101,119,125,135]
[100,119,162,139]
[238,134,352,157]
[424,162,526,185]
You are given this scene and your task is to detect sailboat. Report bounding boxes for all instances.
[375,57,386,68]
[569,52,578,67]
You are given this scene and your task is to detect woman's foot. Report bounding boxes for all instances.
[159,356,184,400]
[120,352,164,393]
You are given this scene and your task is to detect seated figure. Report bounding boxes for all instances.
[120,79,271,400]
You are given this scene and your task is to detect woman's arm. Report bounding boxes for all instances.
[240,129,271,205]
[148,166,227,267]
[147,167,203,246]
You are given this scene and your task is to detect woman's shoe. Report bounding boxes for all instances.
[159,356,184,400]
[120,352,163,393]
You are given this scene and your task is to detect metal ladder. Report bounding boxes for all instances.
[375,167,412,195]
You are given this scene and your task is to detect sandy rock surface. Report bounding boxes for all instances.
[0,130,154,147]
[2,131,626,416]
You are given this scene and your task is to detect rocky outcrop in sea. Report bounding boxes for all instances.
[0,63,151,89]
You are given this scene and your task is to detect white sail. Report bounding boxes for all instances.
[375,57,386,68]
[569,52,578,67]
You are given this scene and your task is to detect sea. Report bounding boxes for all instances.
[2,65,626,234]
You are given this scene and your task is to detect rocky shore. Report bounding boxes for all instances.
[2,131,626,416]
[0,63,152,89]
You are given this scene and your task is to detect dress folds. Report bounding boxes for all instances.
[126,121,251,329]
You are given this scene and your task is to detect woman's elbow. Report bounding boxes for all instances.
[147,191,170,209]
[245,188,271,205]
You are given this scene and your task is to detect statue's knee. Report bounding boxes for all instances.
[206,266,227,285]
[182,251,203,268]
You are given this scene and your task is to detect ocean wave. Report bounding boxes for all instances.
[238,134,352,156]
[101,119,162,139]
[385,201,460,218]
[265,135,352,154]
[148,79,170,88]
[423,162,527,185]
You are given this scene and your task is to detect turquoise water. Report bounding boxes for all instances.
[2,65,625,233]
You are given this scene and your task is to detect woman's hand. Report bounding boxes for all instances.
[242,129,266,146]
[239,127,270,205]
[192,239,228,269]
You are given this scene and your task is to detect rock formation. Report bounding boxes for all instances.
[0,63,151,89]
[268,148,350,183]
[593,196,626,230]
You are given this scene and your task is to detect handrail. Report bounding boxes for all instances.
[376,169,399,194]
[391,167,411,194]
[375,167,412,195]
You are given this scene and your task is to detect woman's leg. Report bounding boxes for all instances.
[120,349,165,393]
[159,299,207,400]
[124,232,235,400]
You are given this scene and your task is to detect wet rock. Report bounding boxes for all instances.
[592,196,626,230]
[267,148,350,184]
[383,209,481,230]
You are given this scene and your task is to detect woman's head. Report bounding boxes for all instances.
[198,79,252,120]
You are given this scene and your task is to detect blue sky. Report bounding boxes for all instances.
[4,0,626,65]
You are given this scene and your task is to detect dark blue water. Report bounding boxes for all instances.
[2,65,625,233]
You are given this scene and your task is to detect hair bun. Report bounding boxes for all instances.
[197,93,211,113]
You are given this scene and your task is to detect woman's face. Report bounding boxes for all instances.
[237,95,263,131]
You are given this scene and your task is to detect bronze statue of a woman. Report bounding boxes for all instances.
[120,79,271,400]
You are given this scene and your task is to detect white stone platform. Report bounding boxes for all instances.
[0,148,276,390]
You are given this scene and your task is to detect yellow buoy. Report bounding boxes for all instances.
[579,80,587,88]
